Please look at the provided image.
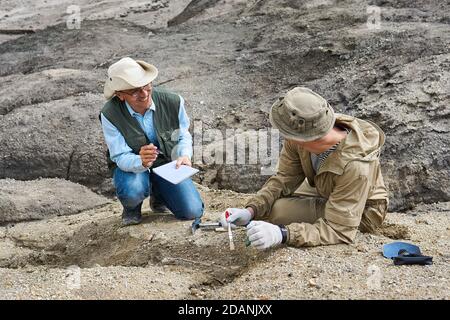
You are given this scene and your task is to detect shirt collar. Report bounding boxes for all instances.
[125,101,156,117]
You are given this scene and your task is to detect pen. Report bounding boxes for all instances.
[147,148,164,172]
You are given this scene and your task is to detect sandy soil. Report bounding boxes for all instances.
[0,185,448,300]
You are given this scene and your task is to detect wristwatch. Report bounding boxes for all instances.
[279,225,288,244]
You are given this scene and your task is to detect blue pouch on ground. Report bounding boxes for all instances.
[382,241,433,266]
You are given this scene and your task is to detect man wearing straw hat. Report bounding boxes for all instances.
[100,57,203,226]
[221,87,389,249]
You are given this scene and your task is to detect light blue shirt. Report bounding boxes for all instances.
[100,95,193,173]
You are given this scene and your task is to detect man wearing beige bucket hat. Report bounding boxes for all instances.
[100,57,203,226]
[221,87,388,249]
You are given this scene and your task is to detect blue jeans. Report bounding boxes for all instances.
[113,167,204,220]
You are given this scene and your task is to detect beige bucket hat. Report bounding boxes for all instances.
[269,87,335,142]
[103,57,158,100]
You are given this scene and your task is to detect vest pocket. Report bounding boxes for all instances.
[159,130,176,142]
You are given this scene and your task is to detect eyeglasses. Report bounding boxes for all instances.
[118,83,152,98]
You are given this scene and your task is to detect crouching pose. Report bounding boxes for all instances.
[100,57,204,226]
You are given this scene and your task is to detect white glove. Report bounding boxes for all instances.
[220,208,252,228]
[246,221,282,250]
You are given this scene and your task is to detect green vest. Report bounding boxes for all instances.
[100,87,181,174]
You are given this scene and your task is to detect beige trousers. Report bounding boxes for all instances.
[266,181,387,234]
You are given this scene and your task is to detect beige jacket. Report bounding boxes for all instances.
[246,114,389,247]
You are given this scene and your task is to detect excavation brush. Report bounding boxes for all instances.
[191,217,235,251]
[225,210,235,251]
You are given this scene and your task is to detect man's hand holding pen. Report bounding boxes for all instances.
[140,144,191,169]
[139,143,160,168]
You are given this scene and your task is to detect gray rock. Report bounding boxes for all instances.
[0,68,104,115]
[0,178,110,223]
[0,93,111,193]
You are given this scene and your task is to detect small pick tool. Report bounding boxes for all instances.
[382,242,433,266]
[191,217,221,235]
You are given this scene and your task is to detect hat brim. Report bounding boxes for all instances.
[103,60,158,100]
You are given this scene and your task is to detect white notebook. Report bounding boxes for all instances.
[152,160,199,184]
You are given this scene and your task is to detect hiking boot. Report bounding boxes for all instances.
[150,195,169,213]
[121,210,142,227]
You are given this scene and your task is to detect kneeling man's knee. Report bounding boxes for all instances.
[115,173,149,208]
[177,199,204,220]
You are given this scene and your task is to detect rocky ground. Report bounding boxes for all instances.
[0,184,448,300]
[0,0,449,300]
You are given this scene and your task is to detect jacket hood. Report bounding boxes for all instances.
[319,114,385,175]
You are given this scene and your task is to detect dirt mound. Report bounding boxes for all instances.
[377,223,411,240]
